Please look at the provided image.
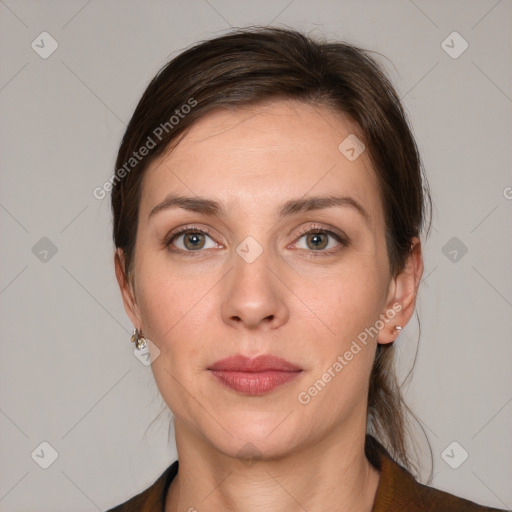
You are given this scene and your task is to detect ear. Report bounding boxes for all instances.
[114,248,142,329]
[377,237,424,345]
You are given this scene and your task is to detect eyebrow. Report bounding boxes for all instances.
[149,194,371,225]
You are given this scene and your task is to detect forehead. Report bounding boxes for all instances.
[141,100,383,227]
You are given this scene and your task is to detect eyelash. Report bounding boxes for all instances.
[165,223,349,258]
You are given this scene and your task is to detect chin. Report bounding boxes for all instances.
[203,411,303,461]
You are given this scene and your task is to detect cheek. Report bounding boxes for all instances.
[293,267,384,418]
[134,252,216,371]
[290,256,387,397]
[134,245,193,333]
[135,264,210,418]
[297,256,387,340]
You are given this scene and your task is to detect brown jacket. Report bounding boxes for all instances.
[107,436,506,511]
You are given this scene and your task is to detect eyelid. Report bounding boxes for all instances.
[165,224,220,247]
[289,223,349,253]
[165,223,349,253]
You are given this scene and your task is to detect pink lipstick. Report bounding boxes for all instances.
[208,354,303,396]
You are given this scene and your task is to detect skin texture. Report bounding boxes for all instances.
[115,100,424,512]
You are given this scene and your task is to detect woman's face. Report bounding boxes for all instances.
[117,100,416,460]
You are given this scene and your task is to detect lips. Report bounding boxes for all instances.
[209,354,302,372]
[208,355,303,396]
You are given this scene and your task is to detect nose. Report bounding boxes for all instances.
[220,247,289,331]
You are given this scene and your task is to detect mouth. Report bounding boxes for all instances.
[207,354,303,396]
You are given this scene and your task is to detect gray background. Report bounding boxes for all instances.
[1,0,511,510]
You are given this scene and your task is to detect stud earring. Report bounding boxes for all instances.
[393,325,403,335]
[131,328,147,350]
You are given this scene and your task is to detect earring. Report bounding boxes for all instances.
[131,328,147,350]
[393,325,403,335]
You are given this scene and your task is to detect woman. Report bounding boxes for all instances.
[107,26,505,511]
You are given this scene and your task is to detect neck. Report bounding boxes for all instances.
[165,420,380,512]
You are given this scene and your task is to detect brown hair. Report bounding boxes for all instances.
[111,26,432,474]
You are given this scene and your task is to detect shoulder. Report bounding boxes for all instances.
[367,435,506,512]
[106,460,178,512]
